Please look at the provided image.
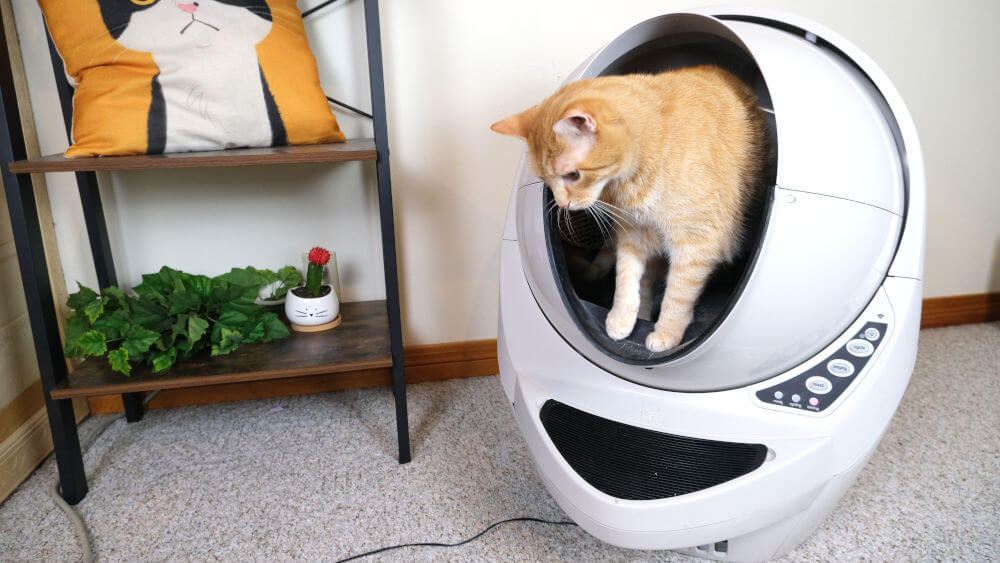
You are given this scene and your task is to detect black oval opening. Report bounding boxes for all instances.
[545,33,778,365]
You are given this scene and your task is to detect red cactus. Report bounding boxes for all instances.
[308,247,331,266]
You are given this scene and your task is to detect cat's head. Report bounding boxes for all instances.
[491,86,630,210]
[98,0,272,46]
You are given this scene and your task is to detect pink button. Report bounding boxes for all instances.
[809,397,819,407]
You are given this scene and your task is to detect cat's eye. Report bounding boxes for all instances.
[562,171,581,182]
[131,0,157,4]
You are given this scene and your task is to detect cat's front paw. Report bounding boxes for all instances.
[645,329,683,352]
[605,308,637,340]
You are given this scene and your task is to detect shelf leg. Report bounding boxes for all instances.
[364,0,410,464]
[122,392,145,423]
[77,170,145,422]
[0,178,89,504]
[0,30,88,503]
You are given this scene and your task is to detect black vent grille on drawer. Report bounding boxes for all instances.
[539,400,768,500]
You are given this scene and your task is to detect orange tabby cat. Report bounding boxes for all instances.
[491,65,768,352]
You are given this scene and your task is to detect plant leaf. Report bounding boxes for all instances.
[168,289,201,315]
[121,324,160,358]
[209,280,249,305]
[129,297,169,331]
[101,286,130,311]
[216,267,269,289]
[244,320,266,344]
[78,330,108,357]
[218,293,261,317]
[63,313,92,357]
[66,284,99,311]
[260,313,290,342]
[217,310,249,327]
[93,308,128,340]
[108,348,131,376]
[188,314,209,344]
[151,348,178,373]
[211,327,243,357]
[83,297,105,323]
[182,274,212,299]
[133,282,168,308]
[275,266,301,299]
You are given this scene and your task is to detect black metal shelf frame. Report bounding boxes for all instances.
[0,0,410,505]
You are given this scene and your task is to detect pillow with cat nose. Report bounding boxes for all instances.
[39,0,345,157]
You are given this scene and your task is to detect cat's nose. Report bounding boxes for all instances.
[178,2,199,14]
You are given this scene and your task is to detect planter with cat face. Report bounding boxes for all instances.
[284,284,340,332]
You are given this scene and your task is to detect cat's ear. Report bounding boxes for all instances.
[553,109,597,139]
[490,106,538,140]
[553,108,597,156]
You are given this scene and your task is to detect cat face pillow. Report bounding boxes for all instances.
[40,0,345,156]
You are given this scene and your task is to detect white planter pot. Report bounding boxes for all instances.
[285,284,340,331]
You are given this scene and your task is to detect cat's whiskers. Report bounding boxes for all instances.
[585,207,612,244]
[593,201,632,230]
[593,202,637,245]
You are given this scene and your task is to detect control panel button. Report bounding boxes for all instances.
[773,391,784,400]
[864,327,881,341]
[827,359,855,378]
[846,339,874,358]
[791,394,801,403]
[809,397,819,407]
[805,376,832,395]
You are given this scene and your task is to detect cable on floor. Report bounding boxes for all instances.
[50,390,160,563]
[334,516,579,562]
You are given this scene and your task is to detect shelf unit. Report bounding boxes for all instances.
[0,0,410,506]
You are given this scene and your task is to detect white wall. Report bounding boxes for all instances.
[12,0,1000,346]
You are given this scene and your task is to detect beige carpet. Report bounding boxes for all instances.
[0,323,997,561]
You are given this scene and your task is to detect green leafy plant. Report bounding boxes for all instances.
[63,266,301,376]
[217,265,301,301]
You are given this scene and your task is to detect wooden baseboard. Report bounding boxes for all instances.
[0,406,52,503]
[920,292,1000,328]
[0,401,87,503]
[88,339,500,415]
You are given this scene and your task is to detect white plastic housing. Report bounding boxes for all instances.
[497,6,925,561]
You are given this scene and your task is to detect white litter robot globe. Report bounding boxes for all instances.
[497,6,924,561]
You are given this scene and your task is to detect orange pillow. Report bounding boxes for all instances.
[39,0,345,157]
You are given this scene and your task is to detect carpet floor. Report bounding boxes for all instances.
[0,323,997,561]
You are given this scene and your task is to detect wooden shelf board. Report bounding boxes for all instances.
[9,139,376,174]
[50,300,391,399]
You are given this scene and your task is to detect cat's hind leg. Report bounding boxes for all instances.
[646,248,715,352]
[605,240,647,340]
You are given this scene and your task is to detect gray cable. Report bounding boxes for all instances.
[49,391,160,562]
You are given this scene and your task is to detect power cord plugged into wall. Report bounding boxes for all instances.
[46,391,576,562]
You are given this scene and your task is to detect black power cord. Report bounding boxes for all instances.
[302,0,342,18]
[325,96,373,120]
[334,517,578,562]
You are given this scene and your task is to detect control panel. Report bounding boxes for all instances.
[755,322,887,413]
